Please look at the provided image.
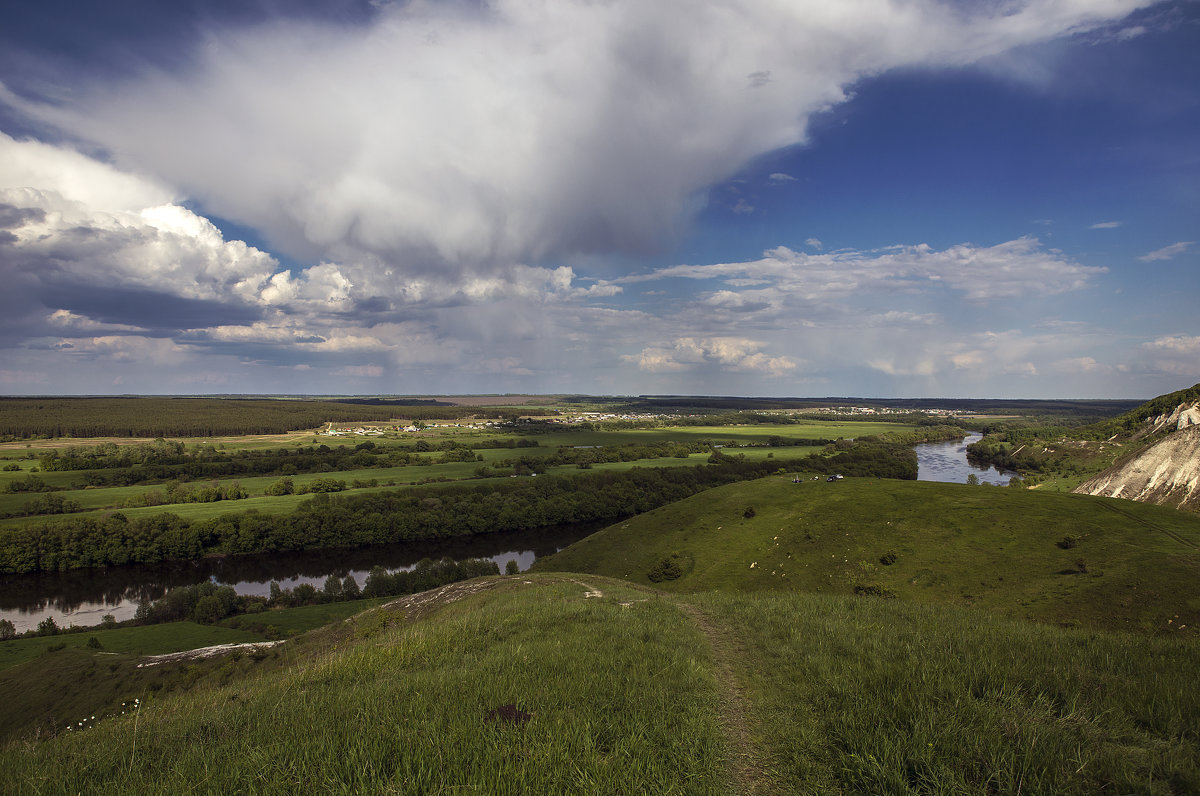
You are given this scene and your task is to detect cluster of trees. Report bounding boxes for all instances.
[965,437,1067,475]
[2,475,57,494]
[539,440,712,468]
[46,438,537,489]
[19,493,83,517]
[806,440,920,480]
[110,481,250,510]
[118,557,500,627]
[103,558,500,630]
[0,455,826,574]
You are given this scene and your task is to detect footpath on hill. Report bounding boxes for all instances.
[675,601,776,795]
[559,574,781,794]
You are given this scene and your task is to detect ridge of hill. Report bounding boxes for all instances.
[535,475,1200,634]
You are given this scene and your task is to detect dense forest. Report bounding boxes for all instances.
[0,441,916,574]
[0,398,484,439]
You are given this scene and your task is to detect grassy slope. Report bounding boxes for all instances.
[1,574,1195,794]
[1,576,728,795]
[535,476,1200,635]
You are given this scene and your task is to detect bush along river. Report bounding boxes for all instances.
[916,433,1019,486]
[0,521,603,633]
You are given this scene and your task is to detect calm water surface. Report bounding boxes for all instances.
[0,521,602,633]
[916,433,1018,486]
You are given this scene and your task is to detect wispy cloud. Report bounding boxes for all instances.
[1089,221,1122,229]
[623,237,1105,302]
[1139,241,1193,262]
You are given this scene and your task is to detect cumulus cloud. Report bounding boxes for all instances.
[9,0,1155,278]
[1141,335,1200,376]
[0,132,279,325]
[627,337,796,376]
[0,134,622,379]
[1139,241,1193,262]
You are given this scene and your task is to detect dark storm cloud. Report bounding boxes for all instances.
[38,285,263,333]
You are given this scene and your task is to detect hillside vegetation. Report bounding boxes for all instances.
[965,382,1200,497]
[536,476,1200,635]
[1,574,1195,794]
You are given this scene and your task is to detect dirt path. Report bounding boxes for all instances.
[675,601,772,796]
[1095,500,1200,550]
[563,577,605,599]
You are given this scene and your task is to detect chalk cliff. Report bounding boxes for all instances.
[1074,401,1200,511]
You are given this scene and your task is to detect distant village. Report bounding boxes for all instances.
[319,406,971,436]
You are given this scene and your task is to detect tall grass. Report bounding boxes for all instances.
[691,591,1200,795]
[1,578,726,794]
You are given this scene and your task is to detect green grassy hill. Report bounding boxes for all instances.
[1,573,1196,794]
[535,476,1200,635]
[3,475,1199,793]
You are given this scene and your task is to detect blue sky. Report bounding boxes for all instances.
[0,0,1196,399]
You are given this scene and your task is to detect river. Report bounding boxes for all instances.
[915,433,1019,486]
[0,521,603,633]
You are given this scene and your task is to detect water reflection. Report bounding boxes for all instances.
[0,521,603,632]
[916,433,1018,486]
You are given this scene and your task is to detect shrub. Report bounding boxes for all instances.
[879,552,898,566]
[1057,535,1080,550]
[263,476,294,496]
[853,584,896,598]
[743,506,757,519]
[647,553,690,582]
[505,559,520,575]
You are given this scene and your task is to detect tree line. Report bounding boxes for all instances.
[0,440,919,575]
[0,397,486,439]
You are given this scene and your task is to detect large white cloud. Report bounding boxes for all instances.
[12,0,1156,277]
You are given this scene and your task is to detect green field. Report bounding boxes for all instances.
[0,420,881,526]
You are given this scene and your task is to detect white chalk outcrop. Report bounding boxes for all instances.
[1075,402,1200,511]
[1150,403,1200,433]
